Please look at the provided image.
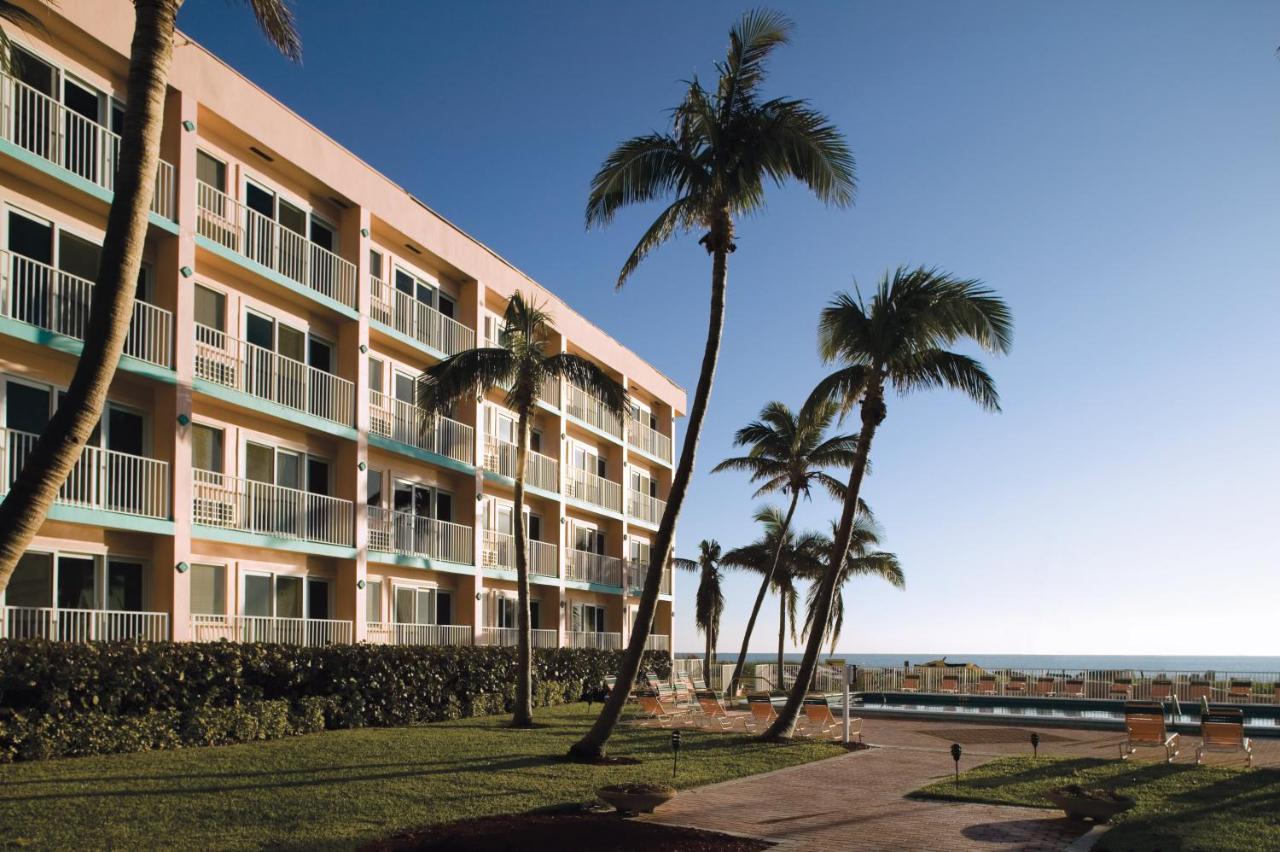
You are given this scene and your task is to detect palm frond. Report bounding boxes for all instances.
[544,353,628,414]
[806,364,872,417]
[585,134,699,229]
[0,0,43,75]
[241,0,302,61]
[614,195,701,288]
[416,348,515,414]
[754,97,856,207]
[718,8,793,111]
[894,349,1001,412]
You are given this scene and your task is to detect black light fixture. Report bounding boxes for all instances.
[1030,731,1040,758]
[950,743,962,786]
[671,730,681,778]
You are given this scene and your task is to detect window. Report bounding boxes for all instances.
[190,564,226,615]
[243,573,304,619]
[6,552,53,607]
[395,585,437,625]
[369,249,383,281]
[571,603,606,633]
[368,357,384,395]
[196,150,227,193]
[191,424,224,473]
[106,559,144,611]
[194,285,225,333]
[307,579,330,619]
[629,537,651,566]
[365,579,382,623]
[367,468,383,507]
[574,523,605,555]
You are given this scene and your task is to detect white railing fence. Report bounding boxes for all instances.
[627,417,672,463]
[2,606,168,641]
[481,530,557,577]
[625,561,673,596]
[190,614,352,646]
[568,630,622,650]
[482,436,559,493]
[479,627,558,648]
[368,507,473,565]
[567,549,623,587]
[365,622,472,647]
[646,634,671,652]
[627,490,665,526]
[564,383,623,437]
[192,468,353,546]
[369,275,474,355]
[565,467,622,512]
[369,389,474,464]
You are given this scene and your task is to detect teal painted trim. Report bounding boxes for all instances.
[481,470,560,503]
[0,139,178,232]
[565,413,624,446]
[367,550,477,575]
[45,504,174,534]
[195,235,359,319]
[193,379,358,441]
[369,319,449,362]
[482,567,563,588]
[562,495,626,523]
[627,516,660,533]
[192,524,357,558]
[626,444,673,469]
[563,578,625,596]
[0,316,178,383]
[367,433,475,475]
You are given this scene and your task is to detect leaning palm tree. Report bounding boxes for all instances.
[762,266,1012,740]
[571,9,855,761]
[416,292,626,728]
[0,0,302,591]
[713,399,855,695]
[673,539,724,683]
[801,519,904,655]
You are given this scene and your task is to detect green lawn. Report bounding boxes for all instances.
[913,756,1280,851]
[0,703,842,851]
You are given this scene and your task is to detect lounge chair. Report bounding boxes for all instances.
[1228,680,1253,703]
[1061,678,1086,698]
[939,674,961,694]
[1109,677,1133,699]
[800,693,860,741]
[975,675,997,695]
[1005,675,1028,695]
[746,693,778,731]
[636,688,693,728]
[1274,684,1280,705]
[1034,676,1057,696]
[1197,708,1252,766]
[1120,701,1180,763]
[657,682,695,709]
[901,673,921,693]
[695,689,750,731]
[1188,680,1213,702]
[1150,679,1174,701]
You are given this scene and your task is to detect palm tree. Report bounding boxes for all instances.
[0,0,302,591]
[416,292,626,727]
[673,539,724,683]
[570,9,855,761]
[712,399,855,695]
[801,519,903,656]
[0,2,43,73]
[762,266,1012,739]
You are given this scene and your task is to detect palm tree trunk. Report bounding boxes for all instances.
[704,628,712,689]
[727,490,798,696]
[567,212,731,762]
[762,387,885,740]
[777,591,786,689]
[511,406,534,727]
[0,0,178,589]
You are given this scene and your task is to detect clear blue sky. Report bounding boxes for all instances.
[178,1,1280,656]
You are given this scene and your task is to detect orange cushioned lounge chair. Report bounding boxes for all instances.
[1228,680,1254,703]
[1034,676,1057,696]
[1188,680,1213,702]
[1197,708,1252,767]
[746,692,778,731]
[637,688,693,728]
[1120,701,1180,763]
[1061,678,1086,698]
[975,675,998,695]
[1005,675,1028,695]
[1110,677,1134,699]
[901,673,921,693]
[695,689,750,731]
[939,674,961,694]
[1150,679,1174,701]
[800,693,861,741]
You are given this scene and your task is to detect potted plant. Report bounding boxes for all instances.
[1045,785,1135,823]
[597,783,677,814]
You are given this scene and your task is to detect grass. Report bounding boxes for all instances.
[913,756,1280,851]
[0,703,843,851]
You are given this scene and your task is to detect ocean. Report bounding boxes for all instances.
[676,652,1280,676]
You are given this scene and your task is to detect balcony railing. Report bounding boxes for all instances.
[192,468,353,547]
[482,341,561,409]
[2,252,174,367]
[369,389,474,464]
[482,436,559,493]
[366,622,472,647]
[197,181,356,308]
[567,549,623,587]
[482,530,557,577]
[2,606,168,641]
[628,417,672,463]
[646,634,671,652]
[195,324,355,427]
[2,427,169,520]
[567,630,621,650]
[627,490,666,527]
[479,627,558,648]
[370,275,474,355]
[565,383,622,438]
[565,467,622,513]
[626,561,674,596]
[368,506,474,565]
[190,614,352,646]
[0,72,176,219]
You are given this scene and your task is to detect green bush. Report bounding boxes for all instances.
[0,641,669,762]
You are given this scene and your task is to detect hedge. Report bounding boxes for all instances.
[0,641,670,762]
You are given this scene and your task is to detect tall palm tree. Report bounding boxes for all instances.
[571,10,854,760]
[762,266,1012,739]
[712,399,855,695]
[416,292,626,728]
[801,518,903,656]
[673,539,723,683]
[0,0,302,591]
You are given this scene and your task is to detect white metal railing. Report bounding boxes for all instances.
[482,435,559,492]
[0,71,176,219]
[628,416,672,463]
[368,506,474,565]
[646,634,671,652]
[568,630,622,650]
[565,467,622,512]
[626,561,674,596]
[369,275,474,355]
[192,468,353,546]
[195,323,354,426]
[2,427,169,519]
[756,663,846,694]
[481,530,557,577]
[190,614,352,646]
[2,606,168,641]
[481,340,562,409]
[2,252,173,367]
[369,389,474,464]
[479,626,558,648]
[365,622,472,647]
[196,181,356,308]
[627,490,665,526]
[567,549,623,587]
[565,383,622,437]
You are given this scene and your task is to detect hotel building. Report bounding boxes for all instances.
[0,1,683,652]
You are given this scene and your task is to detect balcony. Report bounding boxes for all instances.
[192,468,354,547]
[479,626,558,648]
[190,614,352,646]
[626,561,674,597]
[370,275,474,356]
[366,622,472,647]
[195,324,355,428]
[481,340,561,409]
[368,506,474,565]
[565,467,622,513]
[2,427,169,521]
[2,252,174,368]
[646,634,671,652]
[0,71,176,220]
[482,435,559,493]
[567,630,621,650]
[369,389,473,465]
[2,606,168,641]
[627,416,673,464]
[627,490,666,528]
[567,549,623,587]
[481,530,557,578]
[197,181,356,309]
[565,383,623,438]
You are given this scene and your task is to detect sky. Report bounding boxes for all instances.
[176,1,1280,657]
